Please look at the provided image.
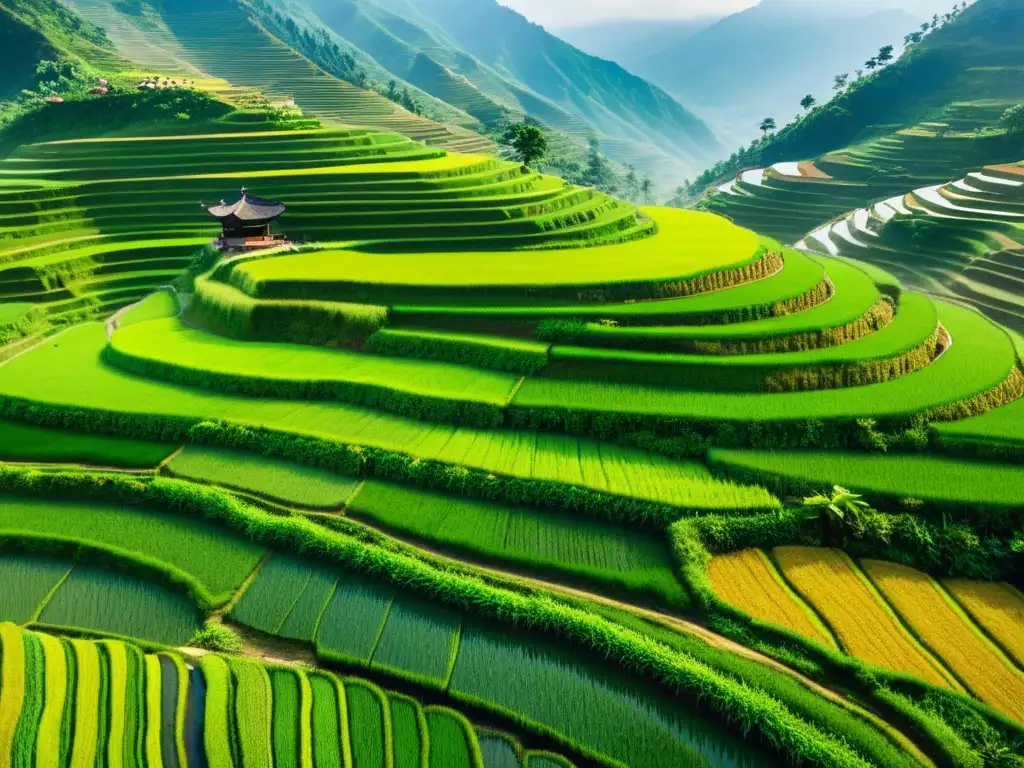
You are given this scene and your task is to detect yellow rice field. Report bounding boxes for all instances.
[944,580,1024,670]
[772,547,954,689]
[707,549,837,647]
[862,560,1024,723]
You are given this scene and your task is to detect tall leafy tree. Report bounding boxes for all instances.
[876,44,895,64]
[501,122,548,167]
[800,94,817,112]
[833,74,849,92]
[640,176,654,203]
[758,117,776,136]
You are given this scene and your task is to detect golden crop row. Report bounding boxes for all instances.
[943,579,1024,670]
[707,549,835,647]
[864,560,1024,723]
[709,546,1024,724]
[770,547,954,689]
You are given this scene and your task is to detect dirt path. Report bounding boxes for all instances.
[798,161,833,180]
[990,232,1024,252]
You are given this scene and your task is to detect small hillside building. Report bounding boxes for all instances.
[204,188,289,251]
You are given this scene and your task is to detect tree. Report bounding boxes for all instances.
[803,486,874,543]
[758,117,776,136]
[386,80,399,101]
[876,44,895,64]
[865,58,878,70]
[640,176,654,203]
[833,74,849,92]
[624,165,639,200]
[1001,104,1024,134]
[501,122,548,167]
[800,94,817,112]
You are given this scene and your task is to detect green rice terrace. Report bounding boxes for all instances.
[699,0,1024,338]
[0,40,1023,768]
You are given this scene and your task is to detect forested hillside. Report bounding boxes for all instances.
[56,0,719,190]
[629,0,936,146]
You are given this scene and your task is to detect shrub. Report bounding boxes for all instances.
[188,622,243,654]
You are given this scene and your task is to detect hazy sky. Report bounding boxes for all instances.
[500,0,934,28]
[500,0,757,26]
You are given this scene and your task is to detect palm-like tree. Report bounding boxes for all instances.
[803,486,873,543]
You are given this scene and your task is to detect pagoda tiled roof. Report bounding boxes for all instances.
[206,191,285,221]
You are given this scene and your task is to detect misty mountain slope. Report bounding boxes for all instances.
[632,0,936,146]
[311,0,720,183]
[554,17,720,71]
[742,0,1024,170]
[698,0,1024,266]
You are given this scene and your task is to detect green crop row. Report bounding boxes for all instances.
[166,445,361,509]
[0,469,903,768]
[544,294,941,392]
[0,322,778,516]
[390,694,428,768]
[365,328,551,375]
[510,301,1022,456]
[425,707,483,768]
[346,481,689,607]
[230,555,313,637]
[371,597,462,689]
[392,246,806,329]
[106,316,517,429]
[187,275,388,348]
[542,256,889,354]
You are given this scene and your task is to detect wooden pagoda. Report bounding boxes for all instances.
[204,188,289,251]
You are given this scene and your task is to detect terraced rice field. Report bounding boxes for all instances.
[0,324,779,514]
[2,59,1024,767]
[69,0,494,153]
[166,445,362,507]
[942,581,1024,669]
[707,550,836,646]
[0,624,561,768]
[860,559,1024,721]
[795,163,1024,334]
[707,448,1024,508]
[347,481,688,606]
[711,548,1024,721]
[0,496,265,600]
